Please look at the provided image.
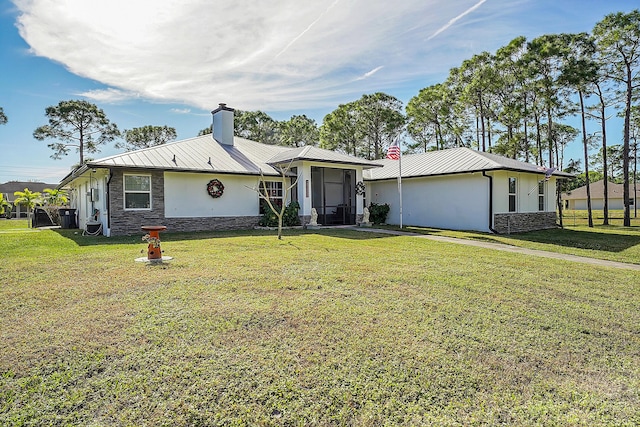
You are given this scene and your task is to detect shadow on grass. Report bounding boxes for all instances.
[52,229,140,246]
[501,227,640,253]
[51,226,396,246]
[52,223,640,253]
[397,224,640,253]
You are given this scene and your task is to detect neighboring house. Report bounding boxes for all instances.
[0,181,57,218]
[364,148,572,234]
[59,104,572,236]
[562,179,640,210]
[59,104,380,236]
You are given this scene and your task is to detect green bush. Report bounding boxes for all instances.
[368,202,390,224]
[259,201,301,227]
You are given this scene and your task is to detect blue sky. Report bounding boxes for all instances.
[0,0,636,184]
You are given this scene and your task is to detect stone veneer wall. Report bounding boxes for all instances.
[108,169,260,236]
[162,216,261,233]
[493,212,557,234]
[108,169,165,236]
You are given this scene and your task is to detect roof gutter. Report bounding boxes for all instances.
[482,171,498,234]
[364,167,574,182]
[58,164,90,188]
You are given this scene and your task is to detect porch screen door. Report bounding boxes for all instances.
[311,167,356,225]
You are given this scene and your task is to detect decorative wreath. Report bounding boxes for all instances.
[355,181,366,196]
[206,179,225,198]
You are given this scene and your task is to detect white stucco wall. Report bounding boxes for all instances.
[296,162,313,217]
[367,173,490,232]
[492,171,556,213]
[164,172,264,217]
[68,169,109,234]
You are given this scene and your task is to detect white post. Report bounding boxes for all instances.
[398,143,403,229]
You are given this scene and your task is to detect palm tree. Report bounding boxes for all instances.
[42,188,68,206]
[0,193,8,216]
[13,188,42,228]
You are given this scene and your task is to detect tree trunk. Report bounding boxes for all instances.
[547,104,554,168]
[79,127,84,165]
[523,95,529,162]
[623,67,632,227]
[600,93,609,225]
[479,94,486,152]
[580,92,593,227]
[535,115,542,166]
[557,183,564,228]
[487,118,492,149]
[634,141,638,218]
[634,140,638,218]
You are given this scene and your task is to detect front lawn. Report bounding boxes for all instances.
[560,209,640,227]
[1,228,638,425]
[0,219,31,231]
[395,224,640,265]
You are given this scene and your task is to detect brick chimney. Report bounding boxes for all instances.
[211,103,234,146]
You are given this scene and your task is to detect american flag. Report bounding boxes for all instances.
[544,167,556,181]
[537,166,557,181]
[386,140,400,160]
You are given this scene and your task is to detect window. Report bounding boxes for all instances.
[124,174,151,209]
[259,181,283,214]
[538,181,545,211]
[508,177,517,212]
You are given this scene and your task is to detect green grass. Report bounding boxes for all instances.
[388,218,640,266]
[0,219,31,232]
[1,228,639,425]
[561,209,640,227]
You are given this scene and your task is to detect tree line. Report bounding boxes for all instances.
[4,10,638,225]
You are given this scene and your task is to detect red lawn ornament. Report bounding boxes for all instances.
[141,225,167,260]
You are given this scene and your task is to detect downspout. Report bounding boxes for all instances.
[106,169,113,232]
[482,171,497,234]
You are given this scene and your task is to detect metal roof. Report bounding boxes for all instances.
[363,147,574,181]
[59,134,381,186]
[267,145,382,168]
[86,135,291,176]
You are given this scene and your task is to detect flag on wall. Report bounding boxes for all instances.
[544,167,556,181]
[537,166,557,181]
[386,140,400,160]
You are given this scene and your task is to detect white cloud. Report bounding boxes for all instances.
[355,66,384,81]
[13,0,518,111]
[427,0,488,41]
[78,88,139,103]
[170,108,192,115]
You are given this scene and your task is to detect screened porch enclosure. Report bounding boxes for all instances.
[311,167,356,225]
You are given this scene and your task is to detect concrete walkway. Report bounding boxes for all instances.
[349,227,640,271]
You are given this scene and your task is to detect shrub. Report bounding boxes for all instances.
[368,202,390,224]
[259,201,301,227]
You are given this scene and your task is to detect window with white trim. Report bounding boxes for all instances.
[259,181,283,214]
[538,181,545,211]
[508,177,517,212]
[124,174,151,210]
